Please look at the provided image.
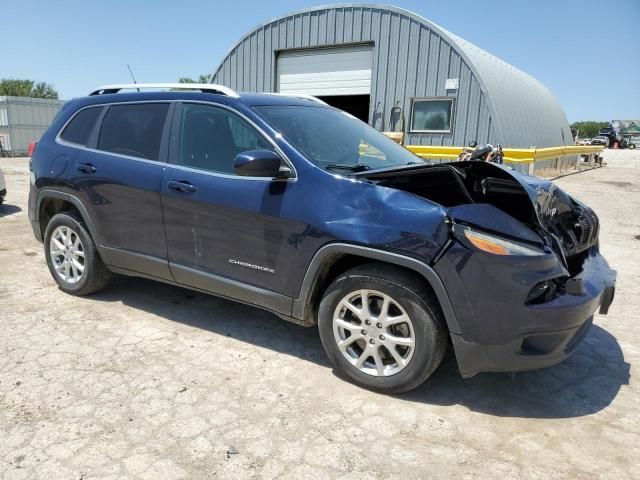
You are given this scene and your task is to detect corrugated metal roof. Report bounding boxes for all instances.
[443,31,572,148]
[212,4,572,148]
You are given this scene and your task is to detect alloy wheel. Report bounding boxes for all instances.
[49,225,85,284]
[333,289,415,376]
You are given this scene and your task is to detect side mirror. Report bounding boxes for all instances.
[468,140,478,148]
[233,150,292,178]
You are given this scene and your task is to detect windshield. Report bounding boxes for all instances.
[254,105,424,171]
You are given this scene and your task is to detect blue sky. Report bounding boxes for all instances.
[4,0,638,122]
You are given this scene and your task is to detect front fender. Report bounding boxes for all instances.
[292,242,460,334]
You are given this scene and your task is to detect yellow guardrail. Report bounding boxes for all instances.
[405,145,604,164]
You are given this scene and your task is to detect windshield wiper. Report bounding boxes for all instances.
[323,163,372,172]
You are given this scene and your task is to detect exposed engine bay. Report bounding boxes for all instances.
[358,161,599,275]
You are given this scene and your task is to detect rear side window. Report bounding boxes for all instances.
[97,103,169,160]
[59,107,102,146]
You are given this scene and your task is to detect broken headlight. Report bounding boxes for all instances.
[461,227,546,256]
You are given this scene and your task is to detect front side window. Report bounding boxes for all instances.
[97,103,169,160]
[410,98,454,133]
[255,105,424,171]
[60,107,102,146]
[178,103,272,174]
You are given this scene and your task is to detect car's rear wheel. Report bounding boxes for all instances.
[318,263,447,393]
[44,213,111,295]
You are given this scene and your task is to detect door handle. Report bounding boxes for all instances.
[167,180,197,193]
[76,163,97,174]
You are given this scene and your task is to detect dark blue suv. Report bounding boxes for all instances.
[28,84,615,393]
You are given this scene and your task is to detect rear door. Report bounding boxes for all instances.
[161,102,303,313]
[70,101,173,279]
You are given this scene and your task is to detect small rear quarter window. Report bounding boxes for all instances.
[59,107,102,146]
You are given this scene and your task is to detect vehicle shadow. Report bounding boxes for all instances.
[403,324,630,418]
[0,204,22,218]
[92,275,629,419]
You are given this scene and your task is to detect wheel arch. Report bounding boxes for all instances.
[292,243,461,334]
[37,190,99,244]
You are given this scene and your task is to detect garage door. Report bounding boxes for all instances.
[277,45,373,96]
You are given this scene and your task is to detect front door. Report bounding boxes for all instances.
[161,102,303,314]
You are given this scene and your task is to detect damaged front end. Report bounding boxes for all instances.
[357,161,616,376]
[359,160,607,284]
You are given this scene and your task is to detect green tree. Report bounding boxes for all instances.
[571,121,610,139]
[178,74,212,84]
[0,79,58,99]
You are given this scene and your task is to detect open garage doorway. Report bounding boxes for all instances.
[277,44,373,123]
[316,95,370,122]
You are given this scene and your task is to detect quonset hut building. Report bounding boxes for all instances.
[212,4,573,152]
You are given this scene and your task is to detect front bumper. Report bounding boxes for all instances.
[434,244,616,378]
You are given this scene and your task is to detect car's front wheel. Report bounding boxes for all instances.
[44,212,111,295]
[318,263,447,394]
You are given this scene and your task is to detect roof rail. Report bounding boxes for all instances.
[265,93,328,105]
[89,83,240,98]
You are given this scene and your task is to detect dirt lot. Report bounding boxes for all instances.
[0,150,638,479]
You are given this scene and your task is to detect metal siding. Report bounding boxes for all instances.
[301,12,311,47]
[452,56,469,147]
[327,9,336,44]
[445,31,571,147]
[426,32,440,97]
[0,96,62,155]
[211,4,568,149]
[265,25,273,92]
[336,8,345,44]
[248,33,256,91]
[377,10,391,127]
[385,12,400,122]
[294,14,303,47]
[402,19,420,136]
[362,8,371,39]
[352,8,363,41]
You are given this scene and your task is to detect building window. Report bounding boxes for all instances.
[409,98,454,133]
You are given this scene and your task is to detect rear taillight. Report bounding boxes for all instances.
[28,141,37,157]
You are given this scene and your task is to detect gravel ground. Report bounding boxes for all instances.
[599,148,640,168]
[0,156,638,479]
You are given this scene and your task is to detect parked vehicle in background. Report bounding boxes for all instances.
[0,167,5,206]
[591,136,609,147]
[577,138,592,145]
[598,127,615,138]
[27,83,616,393]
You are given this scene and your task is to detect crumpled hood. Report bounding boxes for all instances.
[505,167,599,259]
[357,161,599,261]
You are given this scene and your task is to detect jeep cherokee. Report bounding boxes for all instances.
[28,83,616,393]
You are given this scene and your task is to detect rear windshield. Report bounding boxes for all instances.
[254,105,424,171]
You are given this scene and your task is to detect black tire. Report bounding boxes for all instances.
[629,143,636,150]
[44,212,111,295]
[318,263,448,394]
